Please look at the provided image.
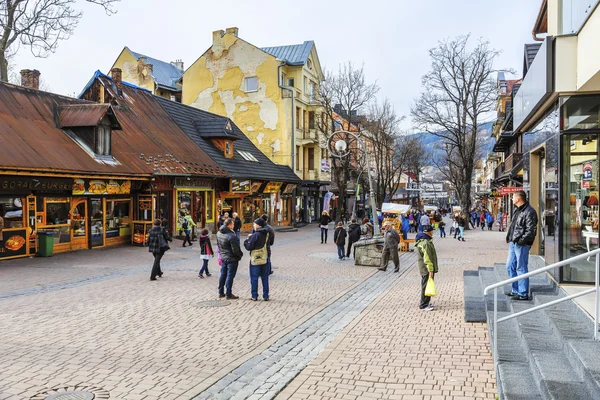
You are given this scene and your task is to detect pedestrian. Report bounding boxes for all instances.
[480,211,486,231]
[416,225,439,311]
[457,213,466,242]
[147,219,171,281]
[181,211,196,247]
[198,228,214,278]
[419,212,430,233]
[319,210,332,244]
[261,214,275,275]
[452,215,459,238]
[497,211,504,231]
[244,218,271,301]
[334,222,347,260]
[439,220,446,238]
[233,212,242,240]
[486,212,494,230]
[378,221,400,272]
[505,190,538,300]
[217,212,230,230]
[216,217,243,300]
[346,218,361,259]
[361,217,374,239]
[409,212,415,233]
[401,214,410,240]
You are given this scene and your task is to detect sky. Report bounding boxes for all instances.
[10,0,542,131]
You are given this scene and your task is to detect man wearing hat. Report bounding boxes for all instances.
[261,214,275,275]
[378,221,400,272]
[244,218,272,301]
[416,225,439,311]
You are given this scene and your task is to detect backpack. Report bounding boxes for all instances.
[182,219,189,230]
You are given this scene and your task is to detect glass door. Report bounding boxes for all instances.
[90,198,104,247]
[561,134,600,283]
[71,197,88,249]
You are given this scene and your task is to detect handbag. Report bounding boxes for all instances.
[159,228,170,252]
[425,277,437,297]
[250,233,269,266]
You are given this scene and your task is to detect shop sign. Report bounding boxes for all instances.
[321,159,330,172]
[250,181,263,193]
[174,178,212,189]
[0,229,28,259]
[0,176,73,192]
[263,182,283,194]
[231,179,251,193]
[282,184,297,195]
[498,186,524,195]
[583,161,593,181]
[152,176,173,191]
[73,179,131,195]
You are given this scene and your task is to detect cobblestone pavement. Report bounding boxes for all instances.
[0,222,507,400]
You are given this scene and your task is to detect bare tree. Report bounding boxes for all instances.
[316,62,379,219]
[411,35,500,223]
[0,0,119,82]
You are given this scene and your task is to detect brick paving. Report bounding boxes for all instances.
[0,222,508,400]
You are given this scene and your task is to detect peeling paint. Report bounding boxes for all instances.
[271,139,281,152]
[246,126,254,131]
[239,105,248,112]
[256,132,265,144]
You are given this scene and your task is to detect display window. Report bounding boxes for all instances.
[0,197,24,228]
[90,198,104,247]
[241,198,261,224]
[561,134,600,283]
[45,198,70,225]
[206,191,214,222]
[106,199,132,239]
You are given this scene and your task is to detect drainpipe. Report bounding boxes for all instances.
[277,61,295,172]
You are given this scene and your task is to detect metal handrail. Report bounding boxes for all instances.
[483,247,600,369]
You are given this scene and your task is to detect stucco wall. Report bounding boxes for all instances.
[112,49,156,93]
[577,6,600,90]
[555,36,578,92]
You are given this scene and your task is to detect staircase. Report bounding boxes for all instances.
[464,263,600,400]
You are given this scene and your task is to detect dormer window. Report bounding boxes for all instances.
[96,124,112,156]
[225,140,233,158]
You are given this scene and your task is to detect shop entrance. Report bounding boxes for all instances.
[71,197,88,250]
[90,198,104,248]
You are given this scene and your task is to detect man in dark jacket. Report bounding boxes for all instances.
[216,218,243,300]
[378,221,400,272]
[244,218,271,301]
[261,214,275,275]
[346,219,361,259]
[233,212,242,239]
[505,190,538,300]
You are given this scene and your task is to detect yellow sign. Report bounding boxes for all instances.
[263,181,283,193]
[73,179,131,195]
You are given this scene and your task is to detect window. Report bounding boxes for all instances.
[281,72,286,86]
[96,125,111,156]
[287,78,295,87]
[296,107,300,129]
[225,141,233,157]
[309,81,315,102]
[237,150,259,162]
[296,146,300,170]
[206,191,214,221]
[45,199,70,225]
[308,148,315,170]
[245,77,259,92]
[0,197,24,228]
[303,110,307,130]
[307,59,313,70]
[303,76,307,94]
[308,111,315,130]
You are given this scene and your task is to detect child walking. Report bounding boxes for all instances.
[198,228,214,278]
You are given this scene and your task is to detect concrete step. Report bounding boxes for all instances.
[567,340,600,399]
[463,269,487,322]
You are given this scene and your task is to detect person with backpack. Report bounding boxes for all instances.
[334,222,347,260]
[244,218,271,301]
[346,218,361,259]
[198,228,214,278]
[181,211,196,247]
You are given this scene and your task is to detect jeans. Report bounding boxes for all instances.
[420,273,434,308]
[235,231,241,240]
[402,230,408,240]
[439,228,446,238]
[250,262,270,300]
[506,242,530,297]
[321,228,328,243]
[218,261,239,296]
[151,251,164,279]
[199,259,209,275]
[183,230,192,246]
[337,245,345,259]
[458,226,464,239]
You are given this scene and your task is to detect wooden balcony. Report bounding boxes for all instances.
[494,162,505,180]
[505,152,523,172]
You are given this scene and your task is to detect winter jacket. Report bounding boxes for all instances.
[147,226,170,254]
[382,227,400,250]
[233,217,242,233]
[416,233,438,275]
[458,217,466,227]
[182,215,196,230]
[419,214,430,226]
[486,213,494,224]
[334,227,347,246]
[319,214,332,227]
[244,227,269,252]
[361,222,374,237]
[216,225,243,263]
[348,223,361,242]
[401,216,410,232]
[199,235,214,256]
[506,202,538,246]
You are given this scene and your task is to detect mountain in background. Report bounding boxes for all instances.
[410,120,495,158]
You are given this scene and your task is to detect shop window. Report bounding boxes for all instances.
[561,95,600,131]
[0,197,24,228]
[45,199,70,225]
[206,191,214,221]
[106,199,131,238]
[138,195,153,221]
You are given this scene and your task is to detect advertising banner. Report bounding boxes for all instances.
[231,179,251,193]
[73,179,131,195]
[263,182,283,194]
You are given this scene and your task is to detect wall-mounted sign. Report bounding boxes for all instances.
[263,182,283,193]
[73,179,131,195]
[0,229,28,259]
[321,159,330,172]
[151,176,173,191]
[174,178,212,189]
[231,179,251,193]
[282,184,297,195]
[250,181,263,193]
[583,161,593,181]
[0,176,73,193]
[498,186,524,195]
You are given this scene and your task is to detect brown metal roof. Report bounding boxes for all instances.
[58,104,121,129]
[0,79,227,178]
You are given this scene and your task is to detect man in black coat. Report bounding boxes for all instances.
[232,212,242,240]
[346,218,361,259]
[505,190,538,300]
[216,218,244,300]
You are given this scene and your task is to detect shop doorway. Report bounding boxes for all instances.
[71,197,88,250]
[90,198,104,248]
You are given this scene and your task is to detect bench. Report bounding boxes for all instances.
[399,237,415,252]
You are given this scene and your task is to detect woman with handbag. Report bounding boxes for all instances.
[198,228,214,278]
[148,219,171,281]
[319,210,332,244]
[244,218,271,301]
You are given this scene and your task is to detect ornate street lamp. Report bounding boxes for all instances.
[328,130,380,236]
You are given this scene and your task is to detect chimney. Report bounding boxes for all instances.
[212,29,225,45]
[170,59,184,71]
[20,69,40,90]
[110,67,122,92]
[225,27,239,37]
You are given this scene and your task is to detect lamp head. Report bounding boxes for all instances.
[334,140,347,152]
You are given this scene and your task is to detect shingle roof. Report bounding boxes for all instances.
[523,43,542,75]
[261,41,314,66]
[193,118,240,140]
[127,47,183,91]
[156,98,300,183]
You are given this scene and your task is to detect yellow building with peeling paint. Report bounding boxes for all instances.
[183,27,330,222]
[110,46,184,102]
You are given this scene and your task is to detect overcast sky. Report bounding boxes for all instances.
[11,0,542,131]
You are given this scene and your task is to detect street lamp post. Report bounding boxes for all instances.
[328,130,380,236]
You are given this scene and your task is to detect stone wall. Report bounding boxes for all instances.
[354,238,384,267]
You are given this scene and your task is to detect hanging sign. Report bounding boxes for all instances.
[231,179,251,193]
[263,182,283,194]
[583,161,593,181]
[498,186,524,195]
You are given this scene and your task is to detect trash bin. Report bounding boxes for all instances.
[37,232,56,257]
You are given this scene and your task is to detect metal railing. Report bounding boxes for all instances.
[483,248,600,369]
